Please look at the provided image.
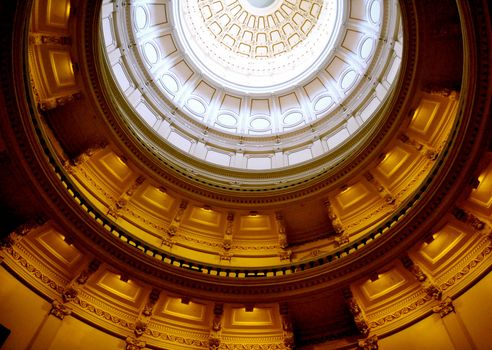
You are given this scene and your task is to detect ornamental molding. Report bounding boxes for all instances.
[439,241,492,292]
[368,294,431,329]
[367,241,492,330]
[73,293,134,329]
[218,342,286,350]
[145,328,209,348]
[12,235,489,345]
[3,246,66,296]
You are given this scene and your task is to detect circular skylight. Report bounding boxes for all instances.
[101,0,403,173]
[175,0,339,94]
[245,0,278,8]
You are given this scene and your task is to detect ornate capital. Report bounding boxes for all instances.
[275,212,288,249]
[142,288,160,317]
[357,335,378,350]
[422,86,458,100]
[219,249,232,261]
[324,199,345,235]
[133,320,147,337]
[62,286,78,303]
[345,293,369,336]
[1,219,45,248]
[161,237,174,248]
[335,234,349,246]
[424,284,442,300]
[73,143,106,165]
[50,300,72,320]
[432,297,454,318]
[76,259,101,285]
[125,336,146,350]
[279,249,292,261]
[401,255,427,282]
[39,93,82,111]
[0,235,15,249]
[208,336,220,350]
[452,207,486,232]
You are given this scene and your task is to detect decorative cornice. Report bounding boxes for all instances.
[439,243,492,292]
[368,241,492,330]
[368,294,432,329]
[4,246,65,295]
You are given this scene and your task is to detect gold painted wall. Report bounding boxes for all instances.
[0,267,121,350]
[2,265,491,349]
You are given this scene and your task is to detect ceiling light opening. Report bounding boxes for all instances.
[119,274,129,282]
[245,304,255,312]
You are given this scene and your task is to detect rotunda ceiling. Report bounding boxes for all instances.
[102,0,403,178]
[4,0,491,347]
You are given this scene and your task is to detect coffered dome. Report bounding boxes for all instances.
[175,0,337,92]
[102,0,402,177]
